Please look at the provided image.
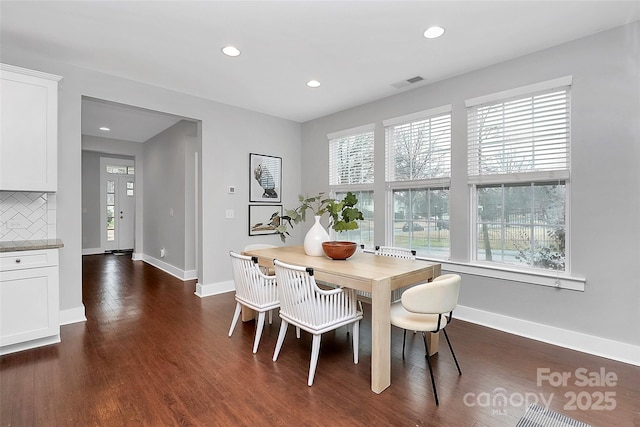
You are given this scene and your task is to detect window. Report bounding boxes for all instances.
[328,124,374,246]
[384,106,452,258]
[467,76,571,271]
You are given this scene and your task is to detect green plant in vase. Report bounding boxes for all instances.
[275,192,363,243]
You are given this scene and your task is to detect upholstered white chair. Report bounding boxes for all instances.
[272,259,363,386]
[389,274,462,405]
[228,251,279,353]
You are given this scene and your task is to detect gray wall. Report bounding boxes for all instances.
[301,23,640,345]
[81,149,135,251]
[81,135,144,255]
[143,120,196,269]
[1,47,302,315]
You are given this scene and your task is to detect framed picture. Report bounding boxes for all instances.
[250,153,282,203]
[249,205,283,236]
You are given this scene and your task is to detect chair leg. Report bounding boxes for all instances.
[268,309,273,325]
[272,320,288,362]
[443,329,462,375]
[228,302,242,337]
[253,311,266,354]
[422,332,439,406]
[352,321,359,364]
[402,329,407,360]
[296,326,301,339]
[308,334,322,386]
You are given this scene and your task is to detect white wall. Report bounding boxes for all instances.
[1,48,302,319]
[301,23,640,351]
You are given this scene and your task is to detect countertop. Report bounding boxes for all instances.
[0,239,64,252]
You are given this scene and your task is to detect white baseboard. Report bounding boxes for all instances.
[60,305,87,325]
[141,254,197,281]
[132,252,143,261]
[455,305,640,366]
[82,247,103,255]
[0,334,60,355]
[195,280,234,298]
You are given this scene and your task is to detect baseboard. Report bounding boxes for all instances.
[82,247,103,255]
[59,305,87,325]
[455,305,640,366]
[195,280,234,298]
[0,334,60,355]
[141,254,196,281]
[132,252,143,261]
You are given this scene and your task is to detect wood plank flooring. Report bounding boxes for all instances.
[1,254,638,426]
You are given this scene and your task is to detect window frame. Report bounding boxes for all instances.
[328,124,375,245]
[383,105,452,258]
[466,77,572,274]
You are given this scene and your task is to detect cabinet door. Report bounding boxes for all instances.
[0,266,59,347]
[0,65,61,191]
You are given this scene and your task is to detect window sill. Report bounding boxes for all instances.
[420,258,586,292]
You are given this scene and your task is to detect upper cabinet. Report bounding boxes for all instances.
[0,64,62,192]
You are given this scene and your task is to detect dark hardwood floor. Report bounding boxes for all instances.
[1,254,638,426]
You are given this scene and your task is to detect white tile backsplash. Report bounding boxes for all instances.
[0,191,56,241]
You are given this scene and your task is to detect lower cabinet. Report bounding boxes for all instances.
[0,249,60,354]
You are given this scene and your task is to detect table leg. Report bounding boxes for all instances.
[241,306,256,322]
[370,277,391,394]
[427,332,439,356]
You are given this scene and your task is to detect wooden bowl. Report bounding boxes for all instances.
[322,241,357,260]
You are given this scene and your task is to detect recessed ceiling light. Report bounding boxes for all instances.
[423,26,445,39]
[222,46,241,57]
[306,80,321,88]
[99,127,111,132]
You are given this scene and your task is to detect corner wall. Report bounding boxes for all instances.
[301,23,640,355]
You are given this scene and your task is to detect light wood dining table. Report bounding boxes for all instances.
[242,245,441,394]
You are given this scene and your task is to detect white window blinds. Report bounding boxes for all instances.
[467,78,571,184]
[384,106,451,184]
[328,126,374,186]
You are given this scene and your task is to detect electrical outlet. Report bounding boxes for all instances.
[225,209,235,219]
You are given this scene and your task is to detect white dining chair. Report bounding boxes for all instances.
[272,259,363,386]
[228,251,279,353]
[374,246,417,302]
[389,274,462,405]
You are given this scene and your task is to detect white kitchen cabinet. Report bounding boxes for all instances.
[0,64,62,192]
[0,249,60,354]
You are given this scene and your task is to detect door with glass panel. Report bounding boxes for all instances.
[100,158,135,252]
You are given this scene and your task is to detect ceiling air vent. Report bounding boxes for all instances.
[391,75,425,89]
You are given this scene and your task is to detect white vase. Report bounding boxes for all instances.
[304,215,330,256]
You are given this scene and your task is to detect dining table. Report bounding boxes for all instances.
[242,245,441,394]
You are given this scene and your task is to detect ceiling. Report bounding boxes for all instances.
[2,1,639,142]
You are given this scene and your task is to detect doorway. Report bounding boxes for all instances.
[100,157,135,252]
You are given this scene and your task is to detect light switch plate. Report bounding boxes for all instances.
[225,209,234,219]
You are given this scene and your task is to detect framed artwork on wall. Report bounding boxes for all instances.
[250,153,281,203]
[249,205,283,236]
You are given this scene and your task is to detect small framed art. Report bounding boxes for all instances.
[250,153,281,203]
[249,205,282,236]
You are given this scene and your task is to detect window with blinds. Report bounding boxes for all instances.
[385,107,451,184]
[466,77,571,272]
[467,78,571,184]
[328,125,375,246]
[383,106,452,258]
[328,126,374,186]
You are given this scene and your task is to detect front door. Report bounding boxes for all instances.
[100,158,135,252]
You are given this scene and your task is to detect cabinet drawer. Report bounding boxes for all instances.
[0,249,58,271]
